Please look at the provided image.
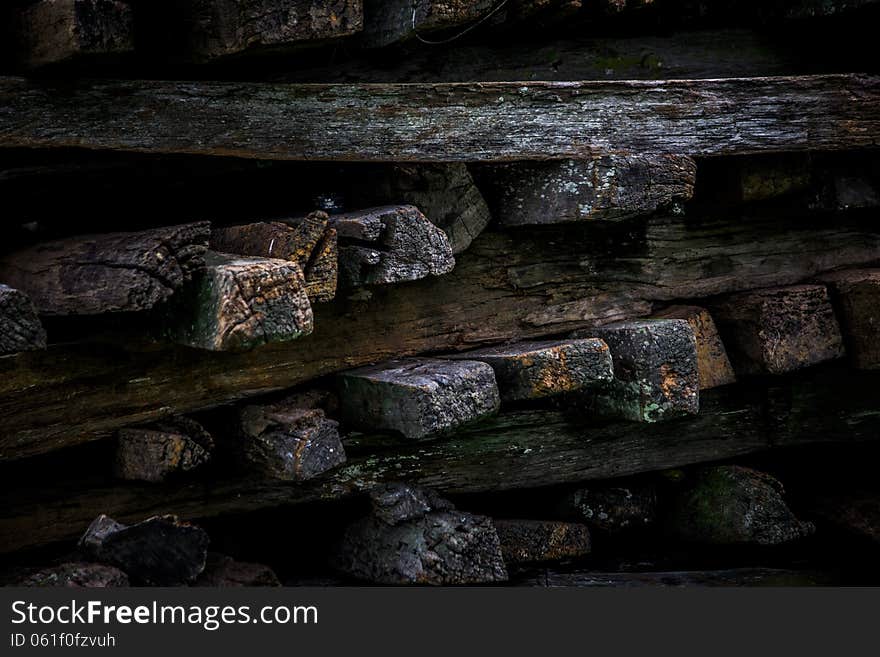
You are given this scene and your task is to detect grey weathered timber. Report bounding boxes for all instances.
[817,269,880,369]
[236,396,346,481]
[160,251,314,352]
[522,568,834,587]
[0,75,877,161]
[10,0,134,69]
[114,416,214,483]
[210,213,338,302]
[338,359,500,440]
[0,222,209,316]
[0,285,46,355]
[493,519,591,565]
[334,485,507,584]
[2,368,876,554]
[477,155,696,225]
[18,562,129,588]
[446,338,612,402]
[574,320,699,423]
[333,205,455,287]
[79,514,209,586]
[652,305,736,390]
[155,0,364,62]
[556,484,657,533]
[667,465,815,545]
[2,211,879,459]
[710,284,845,375]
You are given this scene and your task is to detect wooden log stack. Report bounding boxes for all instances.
[1,0,879,588]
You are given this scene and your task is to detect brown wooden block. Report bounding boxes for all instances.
[114,416,214,483]
[817,269,880,369]
[494,519,591,565]
[653,305,736,389]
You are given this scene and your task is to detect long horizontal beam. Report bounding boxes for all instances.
[0,75,877,161]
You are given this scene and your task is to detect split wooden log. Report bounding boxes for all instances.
[523,568,834,587]
[493,519,591,565]
[152,0,364,62]
[159,251,313,352]
[666,465,815,545]
[2,211,879,459]
[10,0,134,69]
[710,284,845,375]
[114,416,214,483]
[1,75,877,162]
[652,305,736,390]
[816,269,880,369]
[556,484,657,533]
[333,205,455,287]
[78,514,209,586]
[446,338,612,402]
[2,368,877,553]
[573,320,699,423]
[0,222,210,316]
[476,155,696,225]
[236,396,346,481]
[0,285,46,355]
[18,562,129,588]
[194,554,280,587]
[338,359,501,440]
[210,213,338,303]
[333,484,508,584]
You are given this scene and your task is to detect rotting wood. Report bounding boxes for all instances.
[1,212,878,459]
[710,284,845,375]
[158,251,313,352]
[1,368,876,554]
[0,222,210,316]
[1,75,877,162]
[445,338,612,402]
[476,155,696,225]
[332,205,455,287]
[0,285,46,355]
[817,269,880,369]
[10,0,134,69]
[651,305,736,390]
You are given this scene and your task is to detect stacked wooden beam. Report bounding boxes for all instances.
[1,0,879,588]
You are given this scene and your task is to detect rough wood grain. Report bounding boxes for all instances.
[476,155,696,225]
[1,211,878,459]
[710,284,845,375]
[817,269,880,369]
[159,251,313,351]
[652,305,736,390]
[0,222,210,316]
[11,0,134,69]
[0,285,46,355]
[1,368,875,554]
[1,75,877,162]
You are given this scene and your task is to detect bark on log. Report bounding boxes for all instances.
[0,285,46,355]
[114,416,214,483]
[210,213,338,303]
[159,251,314,352]
[11,0,134,69]
[1,368,875,553]
[652,305,736,390]
[1,75,877,161]
[710,284,845,375]
[493,519,591,565]
[446,338,613,402]
[817,269,880,369]
[333,205,455,287]
[0,222,210,316]
[1,211,878,459]
[338,359,501,440]
[476,155,696,225]
[575,320,700,423]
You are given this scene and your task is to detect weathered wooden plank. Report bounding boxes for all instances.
[710,284,845,375]
[817,269,880,369]
[0,222,209,316]
[0,75,877,161]
[476,155,696,225]
[0,285,46,355]
[0,368,876,554]
[652,305,736,390]
[10,0,134,69]
[159,251,313,352]
[1,211,878,459]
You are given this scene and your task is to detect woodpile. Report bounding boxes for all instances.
[1,0,879,588]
